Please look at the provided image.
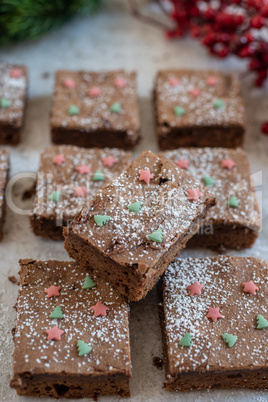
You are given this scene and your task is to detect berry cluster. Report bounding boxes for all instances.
[164,0,268,87]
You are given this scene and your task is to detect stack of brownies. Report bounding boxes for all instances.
[0,63,266,398]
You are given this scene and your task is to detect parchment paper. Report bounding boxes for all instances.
[1,1,268,401]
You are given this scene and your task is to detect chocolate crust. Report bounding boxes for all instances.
[11,259,131,399]
[30,145,132,240]
[52,127,141,150]
[160,256,268,391]
[64,200,214,301]
[50,70,141,149]
[64,151,216,301]
[154,69,246,150]
[160,147,261,251]
[0,148,9,240]
[0,125,21,145]
[30,216,69,240]
[156,125,244,149]
[0,62,28,145]
[187,223,258,251]
[11,372,130,398]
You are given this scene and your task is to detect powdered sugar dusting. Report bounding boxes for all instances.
[163,256,268,375]
[51,70,140,141]
[161,147,261,231]
[13,260,131,376]
[31,145,131,223]
[71,151,214,267]
[155,69,245,130]
[0,148,9,214]
[0,62,27,126]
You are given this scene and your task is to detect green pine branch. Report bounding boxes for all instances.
[0,0,102,45]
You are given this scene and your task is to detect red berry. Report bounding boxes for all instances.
[203,32,217,46]
[258,69,268,79]
[165,0,267,87]
[202,24,212,35]
[262,122,268,135]
[233,15,244,26]
[190,6,199,17]
[255,69,267,86]
[190,25,200,37]
[165,30,178,39]
[262,53,268,64]
[249,58,262,70]
[247,0,262,10]
[239,46,254,58]
[240,33,255,45]
[245,33,255,43]
[165,24,185,38]
[258,41,268,52]
[250,15,265,29]
[262,4,268,18]
[171,11,179,20]
[204,8,215,20]
[216,12,233,27]
[219,33,230,43]
[218,47,229,58]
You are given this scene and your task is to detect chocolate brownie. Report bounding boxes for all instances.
[50,70,141,149]
[30,145,132,240]
[160,256,268,391]
[154,69,246,149]
[0,148,9,240]
[0,62,28,145]
[64,151,216,301]
[160,147,261,250]
[10,259,131,398]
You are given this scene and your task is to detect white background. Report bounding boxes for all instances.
[0,1,268,401]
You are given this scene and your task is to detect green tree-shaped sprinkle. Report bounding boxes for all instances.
[222,333,237,347]
[77,340,92,357]
[110,101,121,113]
[127,201,142,213]
[1,98,11,108]
[174,105,186,116]
[202,176,216,187]
[179,333,192,347]
[147,229,163,243]
[93,170,105,181]
[213,99,225,109]
[49,306,64,319]
[227,196,239,208]
[94,215,111,227]
[82,275,96,289]
[256,314,268,329]
[68,105,80,115]
[48,191,61,202]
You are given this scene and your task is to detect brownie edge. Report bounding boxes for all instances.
[50,70,141,149]
[30,145,132,240]
[160,256,268,391]
[0,62,28,145]
[11,259,131,399]
[64,151,216,301]
[154,69,246,149]
[160,147,261,251]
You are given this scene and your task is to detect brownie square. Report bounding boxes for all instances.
[154,69,246,149]
[64,151,216,301]
[0,62,28,145]
[160,147,261,250]
[0,148,9,240]
[10,259,131,398]
[30,145,132,240]
[161,256,268,391]
[50,70,141,149]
